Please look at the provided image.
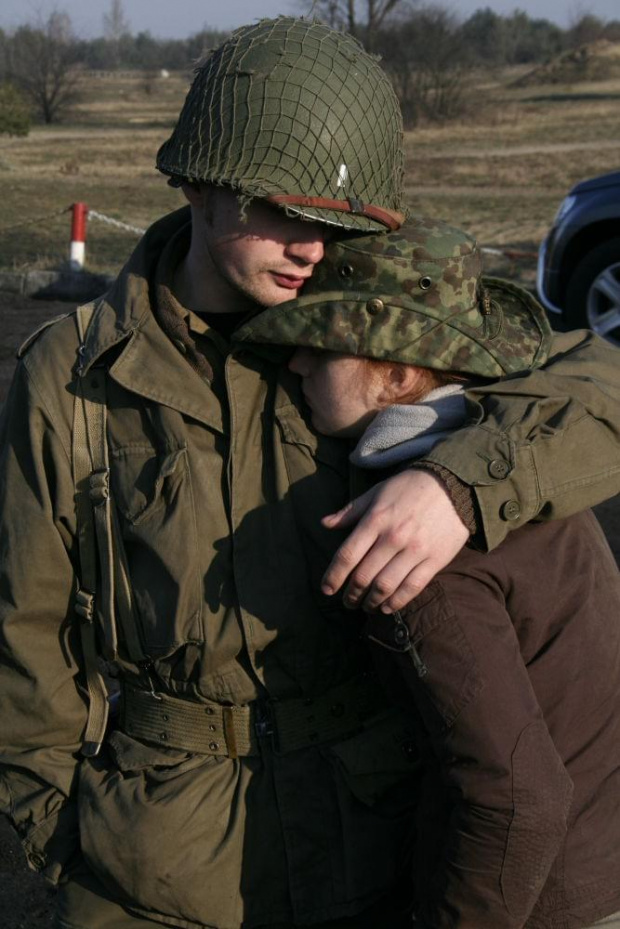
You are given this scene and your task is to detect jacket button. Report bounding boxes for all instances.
[488,458,510,479]
[500,499,521,521]
[366,298,384,315]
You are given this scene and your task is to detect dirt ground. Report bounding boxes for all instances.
[0,292,618,928]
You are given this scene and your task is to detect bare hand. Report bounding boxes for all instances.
[321,470,469,612]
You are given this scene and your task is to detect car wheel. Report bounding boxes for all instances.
[565,238,620,345]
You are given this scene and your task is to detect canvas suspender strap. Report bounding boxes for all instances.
[73,304,110,756]
[73,305,147,756]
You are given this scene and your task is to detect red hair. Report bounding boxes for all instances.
[362,359,463,407]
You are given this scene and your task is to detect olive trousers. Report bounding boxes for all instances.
[54,863,413,929]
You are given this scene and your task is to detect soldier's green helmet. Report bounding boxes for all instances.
[234,218,553,378]
[156,17,405,233]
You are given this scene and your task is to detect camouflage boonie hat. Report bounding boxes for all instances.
[234,218,553,377]
[156,17,405,232]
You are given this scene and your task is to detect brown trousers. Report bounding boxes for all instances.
[591,915,620,928]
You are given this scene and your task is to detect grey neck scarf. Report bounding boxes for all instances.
[349,384,467,469]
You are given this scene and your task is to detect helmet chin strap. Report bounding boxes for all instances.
[265,195,405,232]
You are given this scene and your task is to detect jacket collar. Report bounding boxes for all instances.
[77,207,226,431]
[79,207,192,370]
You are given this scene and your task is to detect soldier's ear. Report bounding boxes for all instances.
[182,182,219,224]
[181,181,202,206]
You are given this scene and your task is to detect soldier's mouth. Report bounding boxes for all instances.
[271,272,308,289]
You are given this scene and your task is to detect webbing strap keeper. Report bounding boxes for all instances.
[222,707,238,760]
[75,589,95,622]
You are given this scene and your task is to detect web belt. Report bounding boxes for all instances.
[121,674,389,758]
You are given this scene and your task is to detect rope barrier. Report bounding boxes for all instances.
[0,206,72,234]
[88,210,146,236]
[0,202,540,265]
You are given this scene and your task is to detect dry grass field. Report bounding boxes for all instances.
[0,57,619,929]
[1,64,620,285]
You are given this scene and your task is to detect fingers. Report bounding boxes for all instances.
[321,502,354,529]
[321,520,378,595]
[323,519,422,606]
[378,564,437,613]
[322,469,470,606]
[321,486,376,530]
[356,550,426,612]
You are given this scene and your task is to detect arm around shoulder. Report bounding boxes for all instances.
[419,329,620,549]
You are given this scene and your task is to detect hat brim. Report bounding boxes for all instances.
[234,276,552,378]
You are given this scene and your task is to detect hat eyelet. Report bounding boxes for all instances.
[366,298,384,315]
[339,263,354,278]
[419,276,432,291]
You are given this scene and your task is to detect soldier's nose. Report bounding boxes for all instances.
[285,237,325,266]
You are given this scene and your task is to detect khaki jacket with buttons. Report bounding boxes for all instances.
[0,207,619,929]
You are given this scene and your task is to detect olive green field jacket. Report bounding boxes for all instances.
[1,208,619,929]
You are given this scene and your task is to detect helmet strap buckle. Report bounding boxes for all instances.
[347,197,364,215]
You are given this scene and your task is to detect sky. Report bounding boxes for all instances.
[0,0,618,39]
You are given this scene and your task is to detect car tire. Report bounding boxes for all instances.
[564,238,620,344]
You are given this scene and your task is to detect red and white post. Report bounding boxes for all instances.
[70,202,88,269]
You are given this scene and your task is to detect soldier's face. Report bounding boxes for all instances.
[288,349,386,438]
[189,185,331,310]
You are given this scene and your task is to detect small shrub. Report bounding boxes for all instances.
[0,83,31,137]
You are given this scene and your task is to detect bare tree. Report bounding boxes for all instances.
[377,8,472,127]
[6,12,81,124]
[306,0,414,50]
[566,11,606,48]
[103,0,131,68]
[103,0,131,42]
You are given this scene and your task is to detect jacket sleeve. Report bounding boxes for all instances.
[370,570,574,929]
[420,329,620,550]
[0,359,87,883]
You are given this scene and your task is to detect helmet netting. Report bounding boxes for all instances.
[157,18,404,231]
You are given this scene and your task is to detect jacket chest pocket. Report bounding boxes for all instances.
[110,443,203,656]
[276,405,351,514]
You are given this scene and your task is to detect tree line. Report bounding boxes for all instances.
[1,0,619,131]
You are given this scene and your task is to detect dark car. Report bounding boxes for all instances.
[537,170,620,345]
